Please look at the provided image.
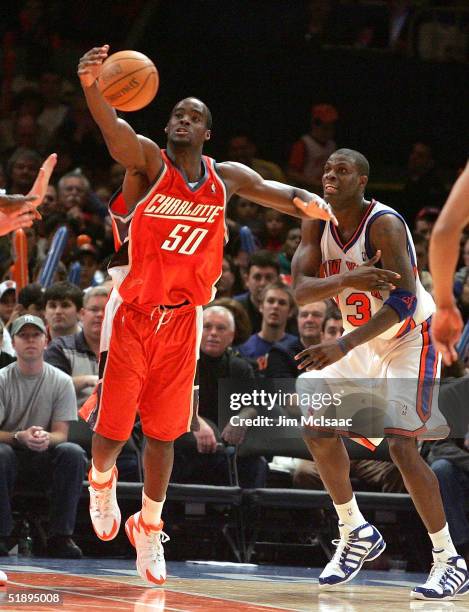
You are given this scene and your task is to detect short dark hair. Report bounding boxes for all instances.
[171,97,212,129]
[331,148,370,177]
[18,283,45,310]
[44,281,83,310]
[247,250,280,274]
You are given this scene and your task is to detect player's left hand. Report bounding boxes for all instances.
[293,195,338,226]
[431,305,464,365]
[295,339,346,371]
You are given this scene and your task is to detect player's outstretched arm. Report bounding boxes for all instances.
[429,163,469,363]
[78,45,161,175]
[218,162,337,223]
[291,220,400,305]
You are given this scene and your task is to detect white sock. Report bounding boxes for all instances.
[429,523,458,559]
[91,460,115,485]
[334,495,366,531]
[141,491,165,527]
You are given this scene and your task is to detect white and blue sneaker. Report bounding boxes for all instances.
[411,552,469,600]
[319,522,385,589]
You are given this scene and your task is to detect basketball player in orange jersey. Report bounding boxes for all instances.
[292,149,469,600]
[77,44,336,586]
[430,161,469,365]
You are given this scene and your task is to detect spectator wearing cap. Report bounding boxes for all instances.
[287,103,338,190]
[44,282,83,341]
[0,315,86,558]
[0,281,17,326]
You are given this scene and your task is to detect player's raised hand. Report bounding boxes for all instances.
[343,250,401,292]
[431,305,464,365]
[293,195,338,226]
[28,153,57,209]
[78,45,110,87]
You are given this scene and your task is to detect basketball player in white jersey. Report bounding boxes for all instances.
[292,149,469,600]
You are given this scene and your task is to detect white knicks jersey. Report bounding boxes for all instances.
[319,200,435,340]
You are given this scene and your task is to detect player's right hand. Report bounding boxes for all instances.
[78,45,109,87]
[343,250,400,292]
[431,305,464,365]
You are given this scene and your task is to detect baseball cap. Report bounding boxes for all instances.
[312,104,339,124]
[11,314,47,337]
[0,280,16,301]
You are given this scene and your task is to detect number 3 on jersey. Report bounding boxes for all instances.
[161,224,208,255]
[346,292,372,326]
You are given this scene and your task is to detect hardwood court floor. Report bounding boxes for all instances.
[1,557,468,611]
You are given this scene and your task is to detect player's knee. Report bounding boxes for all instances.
[388,437,418,466]
[145,437,174,449]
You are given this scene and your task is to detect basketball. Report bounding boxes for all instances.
[98,50,159,112]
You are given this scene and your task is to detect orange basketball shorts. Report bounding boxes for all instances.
[80,289,203,442]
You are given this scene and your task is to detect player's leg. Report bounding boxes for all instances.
[389,436,469,599]
[80,298,147,541]
[125,305,202,586]
[297,356,385,588]
[386,324,469,599]
[388,437,445,533]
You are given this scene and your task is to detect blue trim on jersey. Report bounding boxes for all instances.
[331,201,375,253]
[421,342,436,417]
[319,220,326,239]
[364,209,416,268]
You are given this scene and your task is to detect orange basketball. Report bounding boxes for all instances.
[98,50,159,112]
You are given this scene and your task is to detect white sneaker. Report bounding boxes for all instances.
[125,511,169,586]
[411,552,469,600]
[88,466,121,541]
[319,522,385,589]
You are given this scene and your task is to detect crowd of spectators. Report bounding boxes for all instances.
[0,0,467,566]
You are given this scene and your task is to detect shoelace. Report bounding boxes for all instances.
[90,487,114,518]
[144,530,170,562]
[329,537,351,571]
[423,561,451,590]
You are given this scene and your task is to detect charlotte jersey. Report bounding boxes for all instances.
[319,200,435,340]
[108,150,227,308]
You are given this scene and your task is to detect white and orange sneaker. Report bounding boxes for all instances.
[88,466,121,541]
[125,512,169,586]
